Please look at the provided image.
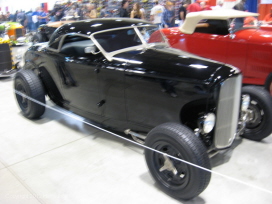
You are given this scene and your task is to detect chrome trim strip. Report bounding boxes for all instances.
[90,25,166,61]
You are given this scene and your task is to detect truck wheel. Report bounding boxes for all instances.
[14,70,45,119]
[264,73,272,96]
[145,123,211,200]
[241,86,272,141]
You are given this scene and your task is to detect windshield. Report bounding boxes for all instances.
[93,25,168,53]
[230,16,258,30]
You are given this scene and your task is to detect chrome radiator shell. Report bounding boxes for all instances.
[214,74,242,149]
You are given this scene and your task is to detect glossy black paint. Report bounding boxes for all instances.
[24,19,240,135]
[37,24,57,42]
[113,48,232,82]
[48,18,153,49]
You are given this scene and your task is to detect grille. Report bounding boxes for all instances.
[15,28,23,38]
[214,74,242,149]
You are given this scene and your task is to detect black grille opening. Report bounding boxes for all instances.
[15,28,23,38]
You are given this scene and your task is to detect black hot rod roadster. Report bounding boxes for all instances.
[14,18,272,200]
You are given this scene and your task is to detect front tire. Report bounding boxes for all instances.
[145,123,211,200]
[241,86,272,141]
[14,70,45,119]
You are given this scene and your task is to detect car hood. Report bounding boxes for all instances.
[259,25,272,32]
[112,46,240,84]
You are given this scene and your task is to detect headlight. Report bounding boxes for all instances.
[241,94,250,111]
[203,113,216,134]
[10,35,15,40]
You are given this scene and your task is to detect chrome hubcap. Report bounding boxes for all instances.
[159,154,178,175]
[246,100,263,129]
[153,142,189,187]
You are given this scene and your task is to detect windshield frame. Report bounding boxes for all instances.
[90,25,169,61]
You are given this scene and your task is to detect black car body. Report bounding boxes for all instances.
[31,23,57,43]
[16,18,272,200]
[31,20,75,43]
[27,19,240,136]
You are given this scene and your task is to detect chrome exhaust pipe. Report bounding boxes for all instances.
[124,129,146,144]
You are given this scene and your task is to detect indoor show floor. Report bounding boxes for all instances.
[0,46,272,204]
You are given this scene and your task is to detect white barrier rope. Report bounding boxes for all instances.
[13,89,272,195]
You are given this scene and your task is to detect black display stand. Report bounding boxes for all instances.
[0,43,12,71]
[0,43,17,77]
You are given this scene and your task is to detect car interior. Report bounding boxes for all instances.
[60,40,94,56]
[59,28,142,56]
[94,28,142,52]
[59,34,99,57]
[194,19,229,35]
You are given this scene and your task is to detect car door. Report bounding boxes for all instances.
[57,34,103,117]
[95,58,127,128]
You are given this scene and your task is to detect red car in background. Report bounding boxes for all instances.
[157,10,272,95]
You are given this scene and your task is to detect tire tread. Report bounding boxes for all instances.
[241,86,272,141]
[145,122,211,200]
[14,70,45,119]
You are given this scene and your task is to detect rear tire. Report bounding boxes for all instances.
[145,123,211,200]
[241,86,272,141]
[14,70,45,119]
[264,73,272,96]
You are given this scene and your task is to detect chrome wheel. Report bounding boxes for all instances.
[241,86,272,141]
[246,100,263,130]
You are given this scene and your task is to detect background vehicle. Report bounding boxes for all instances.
[14,18,272,200]
[0,23,5,35]
[158,10,272,95]
[0,21,26,45]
